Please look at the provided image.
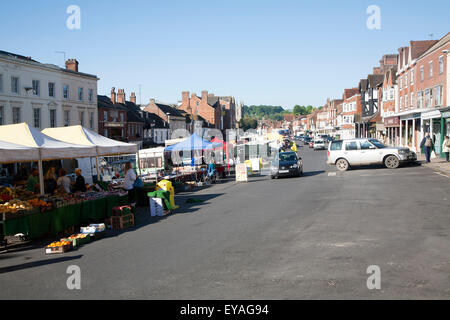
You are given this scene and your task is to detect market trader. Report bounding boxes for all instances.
[73,169,87,193]
[26,169,40,193]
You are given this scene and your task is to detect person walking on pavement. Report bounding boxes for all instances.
[443,135,450,162]
[420,132,435,163]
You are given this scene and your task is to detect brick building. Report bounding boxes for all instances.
[413,33,449,155]
[340,88,360,139]
[98,88,146,148]
[178,90,236,132]
[144,99,186,134]
[381,68,400,146]
[395,40,438,151]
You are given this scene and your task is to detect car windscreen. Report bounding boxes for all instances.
[279,153,297,161]
[369,139,386,149]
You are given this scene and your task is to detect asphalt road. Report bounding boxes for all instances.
[1,144,449,299]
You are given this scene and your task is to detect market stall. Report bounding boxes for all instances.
[0,123,96,195]
[0,124,129,243]
[42,125,138,179]
[163,134,222,189]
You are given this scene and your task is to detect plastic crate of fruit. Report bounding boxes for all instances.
[63,234,91,247]
[45,241,72,254]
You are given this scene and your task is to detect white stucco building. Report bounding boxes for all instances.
[0,51,98,132]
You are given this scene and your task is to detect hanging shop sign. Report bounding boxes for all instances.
[384,116,400,127]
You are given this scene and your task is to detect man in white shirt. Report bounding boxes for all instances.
[124,162,137,204]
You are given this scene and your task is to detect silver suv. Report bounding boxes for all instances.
[327,138,417,171]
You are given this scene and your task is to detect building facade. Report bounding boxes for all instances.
[0,51,98,131]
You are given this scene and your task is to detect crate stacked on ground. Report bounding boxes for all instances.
[105,205,135,230]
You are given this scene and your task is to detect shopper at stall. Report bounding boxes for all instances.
[44,167,58,194]
[73,169,87,193]
[26,169,39,193]
[57,168,72,193]
[124,162,137,204]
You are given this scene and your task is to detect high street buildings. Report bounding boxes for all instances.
[317,32,449,159]
[0,51,98,131]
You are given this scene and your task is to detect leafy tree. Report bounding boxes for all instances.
[239,117,258,130]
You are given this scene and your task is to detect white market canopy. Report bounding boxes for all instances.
[0,140,40,164]
[0,123,96,161]
[42,125,138,156]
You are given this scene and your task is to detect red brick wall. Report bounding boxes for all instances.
[415,42,449,107]
[179,92,221,129]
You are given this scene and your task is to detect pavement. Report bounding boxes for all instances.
[0,144,449,299]
[416,153,450,177]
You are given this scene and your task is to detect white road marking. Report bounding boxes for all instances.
[434,172,450,179]
[328,172,337,176]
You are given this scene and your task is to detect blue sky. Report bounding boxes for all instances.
[0,0,449,108]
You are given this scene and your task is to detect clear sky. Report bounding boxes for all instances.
[0,0,449,109]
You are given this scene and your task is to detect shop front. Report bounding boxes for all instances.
[400,113,421,153]
[384,116,400,147]
[422,109,442,156]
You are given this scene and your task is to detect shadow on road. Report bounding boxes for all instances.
[106,193,226,238]
[302,170,326,177]
[0,255,83,274]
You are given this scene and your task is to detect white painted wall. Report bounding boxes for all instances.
[0,54,98,131]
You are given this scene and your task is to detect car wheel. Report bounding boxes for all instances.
[385,155,400,169]
[336,159,349,171]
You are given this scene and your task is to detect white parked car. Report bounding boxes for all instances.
[313,139,326,150]
[327,138,417,171]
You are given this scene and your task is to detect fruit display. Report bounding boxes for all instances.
[0,199,34,214]
[64,233,91,247]
[45,240,72,254]
[27,198,52,211]
[0,187,35,201]
[47,240,71,248]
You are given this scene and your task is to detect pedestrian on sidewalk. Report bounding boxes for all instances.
[420,133,435,163]
[443,135,450,162]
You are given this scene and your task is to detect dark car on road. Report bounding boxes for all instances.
[270,151,303,179]
[303,137,311,145]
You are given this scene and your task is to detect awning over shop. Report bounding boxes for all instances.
[0,123,96,160]
[42,125,138,156]
[0,140,40,164]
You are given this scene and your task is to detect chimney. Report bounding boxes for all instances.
[111,87,116,104]
[65,59,79,72]
[117,89,126,104]
[150,98,156,105]
[130,92,136,104]
[202,90,208,102]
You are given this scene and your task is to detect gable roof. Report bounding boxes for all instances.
[146,113,168,128]
[97,95,128,111]
[410,40,439,60]
[418,32,450,59]
[368,74,384,88]
[155,102,184,117]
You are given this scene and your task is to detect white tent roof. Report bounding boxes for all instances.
[0,123,96,160]
[42,125,138,156]
[0,140,40,164]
